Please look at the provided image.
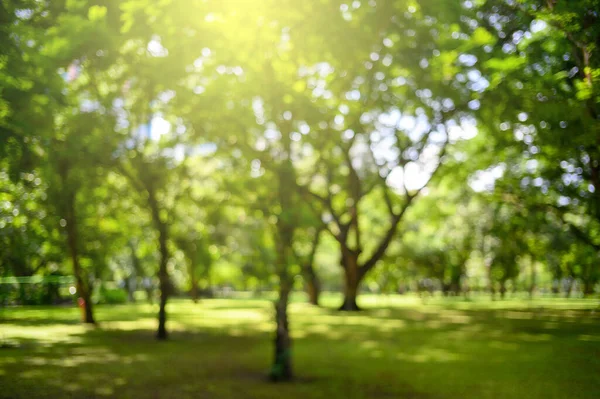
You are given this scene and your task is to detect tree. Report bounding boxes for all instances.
[293,225,324,306]
[470,0,600,273]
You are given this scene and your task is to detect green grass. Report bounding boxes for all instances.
[1,294,599,398]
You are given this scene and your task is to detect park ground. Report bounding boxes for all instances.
[0,294,599,399]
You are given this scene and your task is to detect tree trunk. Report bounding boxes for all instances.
[529,259,536,300]
[126,276,136,303]
[582,279,595,297]
[499,280,506,300]
[269,136,295,381]
[303,264,320,306]
[65,196,95,324]
[156,234,169,340]
[565,278,574,298]
[270,281,292,381]
[148,190,170,341]
[190,264,199,303]
[339,252,361,311]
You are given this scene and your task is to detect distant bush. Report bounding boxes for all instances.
[0,280,64,306]
[98,284,128,304]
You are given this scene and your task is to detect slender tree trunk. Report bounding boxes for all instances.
[65,195,95,324]
[204,262,213,298]
[529,259,536,300]
[157,242,169,340]
[582,264,596,297]
[269,132,295,381]
[270,231,294,379]
[339,251,361,311]
[269,217,294,382]
[190,262,199,303]
[499,280,506,300]
[127,275,136,303]
[148,190,170,340]
[270,277,292,381]
[303,264,320,306]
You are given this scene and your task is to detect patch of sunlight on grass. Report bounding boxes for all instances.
[361,340,380,350]
[397,348,462,363]
[23,348,122,368]
[64,383,81,392]
[440,311,472,324]
[301,323,331,335]
[114,377,127,386]
[95,386,114,396]
[100,318,158,331]
[295,313,407,332]
[370,349,384,358]
[425,320,446,329]
[1,323,87,344]
[503,311,535,319]
[19,369,47,379]
[578,334,600,342]
[216,309,269,320]
[0,357,17,364]
[356,294,424,308]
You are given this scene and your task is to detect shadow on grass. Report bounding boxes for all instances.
[1,300,599,399]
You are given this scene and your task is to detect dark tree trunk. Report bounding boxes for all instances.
[65,195,95,324]
[270,281,292,381]
[304,264,320,306]
[582,279,595,297]
[126,276,136,303]
[190,265,199,303]
[203,262,213,298]
[148,189,170,341]
[442,283,450,297]
[269,134,295,382]
[146,286,154,304]
[339,252,362,311]
[156,233,169,340]
[499,280,507,300]
[302,227,323,306]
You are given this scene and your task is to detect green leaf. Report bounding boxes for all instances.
[88,5,107,22]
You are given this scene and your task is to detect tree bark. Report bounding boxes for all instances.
[304,267,320,306]
[65,193,95,324]
[156,243,169,340]
[270,280,292,381]
[190,262,199,303]
[148,189,170,341]
[499,280,507,300]
[269,130,295,381]
[583,280,594,297]
[339,251,362,311]
[270,227,294,379]
[302,228,322,306]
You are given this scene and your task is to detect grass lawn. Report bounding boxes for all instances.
[1,294,599,398]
